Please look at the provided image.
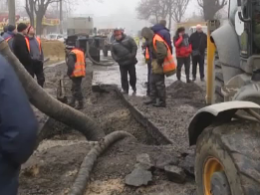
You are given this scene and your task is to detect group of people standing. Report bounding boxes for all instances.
[174,24,207,82]
[1,23,45,87]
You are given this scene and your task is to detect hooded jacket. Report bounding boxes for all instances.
[2,31,15,50]
[141,27,168,74]
[174,33,192,57]
[111,34,138,66]
[0,47,38,195]
[151,24,172,54]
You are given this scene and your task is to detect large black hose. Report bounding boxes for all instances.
[0,38,105,141]
[69,131,135,195]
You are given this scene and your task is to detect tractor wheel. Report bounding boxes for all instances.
[195,120,260,195]
[214,52,224,103]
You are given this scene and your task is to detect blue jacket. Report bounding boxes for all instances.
[151,24,172,54]
[2,31,15,50]
[0,49,38,194]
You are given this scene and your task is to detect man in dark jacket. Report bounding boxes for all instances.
[111,29,138,94]
[12,23,34,75]
[26,25,45,87]
[2,24,16,50]
[189,24,207,81]
[174,27,192,83]
[0,39,38,194]
[151,20,172,54]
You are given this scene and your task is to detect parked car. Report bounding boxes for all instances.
[46,34,65,42]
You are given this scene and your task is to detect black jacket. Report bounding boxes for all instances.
[189,32,207,54]
[111,34,138,66]
[12,33,33,68]
[67,53,76,77]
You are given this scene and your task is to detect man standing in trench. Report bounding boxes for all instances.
[0,37,38,194]
[142,27,176,107]
[111,28,138,94]
[26,25,45,87]
[66,44,86,110]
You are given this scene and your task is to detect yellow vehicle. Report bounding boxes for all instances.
[188,0,260,194]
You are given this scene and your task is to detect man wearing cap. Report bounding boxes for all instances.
[189,24,207,81]
[26,25,45,87]
[66,44,86,110]
[12,23,34,77]
[2,25,16,50]
[111,28,138,94]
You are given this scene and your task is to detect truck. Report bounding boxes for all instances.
[67,17,94,36]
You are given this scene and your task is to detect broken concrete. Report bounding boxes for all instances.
[125,168,152,187]
[164,165,186,184]
[155,153,180,170]
[135,153,153,170]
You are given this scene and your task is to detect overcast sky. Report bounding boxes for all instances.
[72,0,200,32]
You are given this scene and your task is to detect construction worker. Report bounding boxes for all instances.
[12,23,34,77]
[2,24,16,50]
[26,25,45,87]
[142,27,176,107]
[111,28,138,94]
[0,38,38,194]
[66,45,86,110]
[151,20,173,54]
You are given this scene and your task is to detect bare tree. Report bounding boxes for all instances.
[171,0,190,23]
[136,0,168,24]
[197,0,227,20]
[8,0,16,25]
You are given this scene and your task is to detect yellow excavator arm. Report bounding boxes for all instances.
[206,20,221,105]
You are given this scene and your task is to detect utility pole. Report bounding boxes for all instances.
[8,0,16,25]
[60,0,63,34]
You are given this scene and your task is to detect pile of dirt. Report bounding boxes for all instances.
[126,81,206,151]
[41,39,65,65]
[19,65,200,194]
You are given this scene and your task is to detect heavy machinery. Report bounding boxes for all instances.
[188,0,260,194]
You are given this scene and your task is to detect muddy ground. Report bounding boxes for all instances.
[19,57,205,194]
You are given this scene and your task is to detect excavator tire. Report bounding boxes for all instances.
[214,52,224,102]
[195,120,260,195]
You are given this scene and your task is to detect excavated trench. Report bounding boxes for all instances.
[19,63,204,195]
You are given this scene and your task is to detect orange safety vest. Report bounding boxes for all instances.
[152,34,176,76]
[5,36,12,42]
[71,48,86,77]
[25,37,42,53]
[145,47,149,60]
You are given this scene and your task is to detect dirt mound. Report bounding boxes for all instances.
[126,81,206,151]
[41,39,65,65]
[167,81,204,100]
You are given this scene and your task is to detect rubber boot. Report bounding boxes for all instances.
[186,77,191,83]
[76,100,84,110]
